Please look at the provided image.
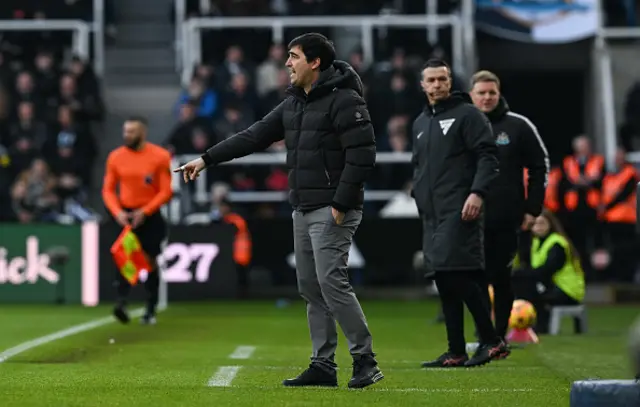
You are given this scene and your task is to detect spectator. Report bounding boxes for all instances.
[47,130,88,200]
[54,73,104,123]
[33,50,59,102]
[223,72,259,121]
[13,71,44,119]
[376,115,412,190]
[558,135,605,278]
[68,55,101,98]
[598,146,639,282]
[216,45,254,90]
[7,134,38,178]
[11,158,59,223]
[192,62,216,90]
[43,104,97,170]
[174,77,218,118]
[7,101,48,151]
[166,101,217,155]
[256,43,286,96]
[214,102,253,141]
[259,69,290,117]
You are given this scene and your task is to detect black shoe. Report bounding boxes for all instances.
[282,364,338,387]
[113,305,130,324]
[464,341,510,367]
[421,351,469,368]
[493,340,511,360]
[348,354,384,389]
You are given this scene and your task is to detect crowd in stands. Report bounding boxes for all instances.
[0,0,106,223]
[167,1,466,218]
[163,1,640,284]
[0,0,638,283]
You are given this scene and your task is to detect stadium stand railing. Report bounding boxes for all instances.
[173,0,475,75]
[91,0,106,76]
[593,0,640,169]
[0,20,91,62]
[178,12,475,87]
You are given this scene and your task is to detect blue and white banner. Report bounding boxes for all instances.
[475,0,599,43]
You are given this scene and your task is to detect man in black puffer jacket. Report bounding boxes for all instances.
[469,70,549,343]
[175,33,382,389]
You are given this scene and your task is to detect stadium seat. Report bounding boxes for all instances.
[549,305,588,335]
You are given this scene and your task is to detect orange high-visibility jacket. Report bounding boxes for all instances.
[224,213,252,266]
[601,164,637,224]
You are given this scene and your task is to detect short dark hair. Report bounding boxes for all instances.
[470,70,500,90]
[422,58,451,73]
[288,33,336,71]
[125,115,148,126]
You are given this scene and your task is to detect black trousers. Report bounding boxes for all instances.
[602,222,637,282]
[435,270,499,355]
[512,274,581,334]
[482,227,519,340]
[114,209,167,315]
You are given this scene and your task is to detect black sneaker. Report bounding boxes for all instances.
[421,351,469,368]
[348,354,384,389]
[493,340,511,360]
[282,364,338,387]
[464,341,510,367]
[113,305,130,324]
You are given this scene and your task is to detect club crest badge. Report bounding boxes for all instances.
[496,132,510,146]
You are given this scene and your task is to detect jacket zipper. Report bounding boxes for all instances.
[427,113,437,243]
[297,104,305,200]
[321,150,331,185]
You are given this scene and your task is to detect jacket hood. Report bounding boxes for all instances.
[486,96,510,122]
[425,91,472,116]
[313,60,365,97]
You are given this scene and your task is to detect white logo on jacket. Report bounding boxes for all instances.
[439,119,455,135]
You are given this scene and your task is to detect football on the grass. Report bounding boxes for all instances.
[509,299,537,330]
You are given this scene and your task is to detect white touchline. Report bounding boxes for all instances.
[229,345,256,359]
[0,308,146,363]
[206,345,256,387]
[208,366,242,387]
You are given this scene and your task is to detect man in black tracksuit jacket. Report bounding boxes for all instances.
[175,33,383,389]
[469,70,549,342]
[414,59,508,369]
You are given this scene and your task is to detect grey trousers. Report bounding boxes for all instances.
[293,206,373,371]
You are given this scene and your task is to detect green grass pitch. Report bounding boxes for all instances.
[0,301,636,407]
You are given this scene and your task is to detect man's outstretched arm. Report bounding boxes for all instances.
[202,102,286,167]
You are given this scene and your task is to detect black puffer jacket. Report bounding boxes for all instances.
[201,60,376,212]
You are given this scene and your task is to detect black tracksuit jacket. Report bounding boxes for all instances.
[484,97,549,231]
